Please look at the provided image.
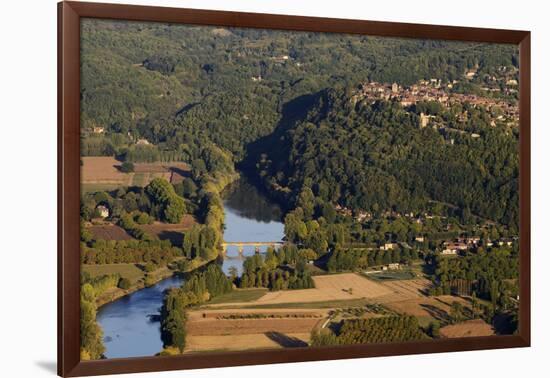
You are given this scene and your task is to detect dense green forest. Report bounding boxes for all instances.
[429,246,519,304]
[81,21,517,157]
[81,19,518,230]
[238,247,315,290]
[252,89,518,230]
[327,246,420,272]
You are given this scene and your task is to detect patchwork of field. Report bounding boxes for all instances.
[357,279,473,325]
[81,156,190,191]
[186,273,494,353]
[185,308,323,352]
[440,319,495,338]
[86,215,196,245]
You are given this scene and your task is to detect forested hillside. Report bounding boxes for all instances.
[81,19,517,159]
[81,19,518,229]
[252,88,518,229]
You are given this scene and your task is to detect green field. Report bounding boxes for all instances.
[207,288,268,304]
[81,183,125,193]
[130,172,148,187]
[82,263,144,284]
[364,270,417,282]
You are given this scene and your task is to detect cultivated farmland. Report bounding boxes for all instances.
[138,215,196,245]
[88,224,133,241]
[440,319,494,338]
[208,273,393,307]
[184,308,325,352]
[185,333,310,352]
[81,156,130,188]
[81,157,191,191]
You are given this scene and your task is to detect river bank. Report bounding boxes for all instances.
[95,174,286,358]
[91,257,217,308]
[91,170,241,308]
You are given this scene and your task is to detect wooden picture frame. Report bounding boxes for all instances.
[58,1,531,376]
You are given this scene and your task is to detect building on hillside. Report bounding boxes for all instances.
[465,69,477,79]
[355,211,371,222]
[419,112,432,128]
[441,240,468,255]
[92,126,105,134]
[498,238,514,246]
[391,82,399,93]
[380,243,397,251]
[96,205,109,218]
[464,236,481,246]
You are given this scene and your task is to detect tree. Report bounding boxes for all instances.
[135,212,152,225]
[450,301,464,323]
[296,188,315,220]
[120,161,135,173]
[146,178,186,223]
[118,277,131,290]
[228,266,238,282]
[164,196,186,223]
[428,321,440,338]
[80,283,105,360]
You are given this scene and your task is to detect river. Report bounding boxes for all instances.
[97,176,285,358]
[220,177,285,275]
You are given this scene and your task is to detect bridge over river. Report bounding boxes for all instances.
[221,241,285,256]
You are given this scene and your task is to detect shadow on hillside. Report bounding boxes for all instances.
[241,92,322,173]
[420,304,451,323]
[157,231,183,246]
[265,331,308,348]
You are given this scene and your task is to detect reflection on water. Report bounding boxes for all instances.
[223,178,283,224]
[96,275,184,359]
[221,177,285,275]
